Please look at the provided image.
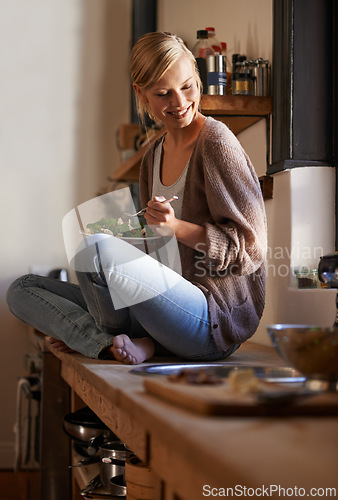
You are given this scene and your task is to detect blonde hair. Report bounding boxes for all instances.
[130,32,202,125]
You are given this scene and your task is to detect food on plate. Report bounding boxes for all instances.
[167,367,261,389]
[83,217,155,238]
[227,368,260,395]
[167,368,223,385]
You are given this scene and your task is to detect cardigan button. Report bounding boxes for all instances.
[213,324,218,329]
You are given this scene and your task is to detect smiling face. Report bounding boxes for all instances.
[134,56,201,132]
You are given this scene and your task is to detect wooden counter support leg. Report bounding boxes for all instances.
[40,350,71,500]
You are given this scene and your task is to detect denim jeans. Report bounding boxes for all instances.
[7,235,237,361]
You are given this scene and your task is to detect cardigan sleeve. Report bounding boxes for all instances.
[199,126,267,276]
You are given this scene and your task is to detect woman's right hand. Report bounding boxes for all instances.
[144,196,207,251]
[144,196,178,229]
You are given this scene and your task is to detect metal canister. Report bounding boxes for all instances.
[252,58,270,96]
[206,54,227,95]
[247,60,257,94]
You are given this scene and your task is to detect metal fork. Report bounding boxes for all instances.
[124,196,178,217]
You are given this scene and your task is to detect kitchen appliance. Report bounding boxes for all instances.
[13,375,41,471]
[318,251,338,327]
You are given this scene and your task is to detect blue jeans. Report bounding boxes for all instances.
[7,235,237,361]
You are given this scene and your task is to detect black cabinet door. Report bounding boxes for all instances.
[269,0,335,174]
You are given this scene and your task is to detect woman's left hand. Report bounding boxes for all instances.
[144,196,178,231]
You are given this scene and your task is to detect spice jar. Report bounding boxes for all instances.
[294,269,318,289]
[232,63,253,95]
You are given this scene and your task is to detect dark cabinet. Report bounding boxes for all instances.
[269,0,335,174]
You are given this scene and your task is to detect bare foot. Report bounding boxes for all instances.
[47,337,77,354]
[109,334,155,365]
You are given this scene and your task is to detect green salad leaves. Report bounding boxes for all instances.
[85,217,155,238]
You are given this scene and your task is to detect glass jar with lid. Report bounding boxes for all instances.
[294,268,318,289]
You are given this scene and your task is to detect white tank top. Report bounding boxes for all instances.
[151,137,189,220]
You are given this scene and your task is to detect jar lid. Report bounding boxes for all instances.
[197,30,208,38]
[294,268,317,275]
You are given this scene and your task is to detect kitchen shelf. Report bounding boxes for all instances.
[201,95,272,135]
[113,127,165,182]
[200,95,272,116]
[112,95,272,183]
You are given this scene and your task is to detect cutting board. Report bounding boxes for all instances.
[144,376,338,416]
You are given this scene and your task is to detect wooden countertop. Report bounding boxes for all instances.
[46,340,338,499]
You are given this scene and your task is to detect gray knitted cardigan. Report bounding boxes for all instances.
[139,116,267,353]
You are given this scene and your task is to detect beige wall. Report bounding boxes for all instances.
[0,0,131,467]
[0,0,82,467]
[158,0,272,61]
[261,167,336,338]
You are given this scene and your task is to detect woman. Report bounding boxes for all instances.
[7,32,267,365]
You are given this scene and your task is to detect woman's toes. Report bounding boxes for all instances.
[46,336,76,353]
[111,334,154,365]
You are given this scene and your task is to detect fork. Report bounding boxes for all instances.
[124,196,178,218]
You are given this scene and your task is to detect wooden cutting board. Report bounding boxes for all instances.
[144,376,338,416]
